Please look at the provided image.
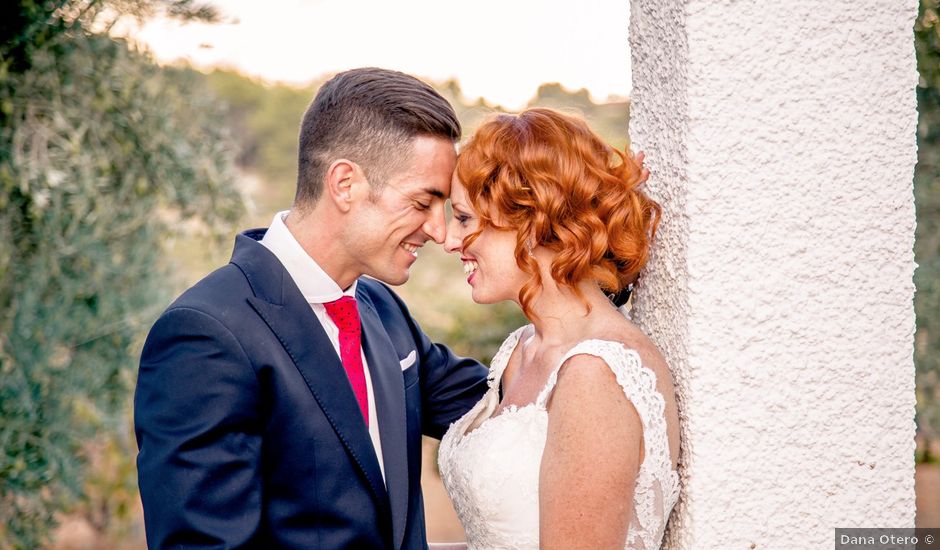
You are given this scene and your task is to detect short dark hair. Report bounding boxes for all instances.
[295,67,461,206]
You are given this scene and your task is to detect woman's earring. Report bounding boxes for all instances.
[525,240,536,258]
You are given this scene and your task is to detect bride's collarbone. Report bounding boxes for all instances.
[496,348,564,413]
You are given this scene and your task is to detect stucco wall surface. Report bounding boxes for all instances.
[630,1,919,548]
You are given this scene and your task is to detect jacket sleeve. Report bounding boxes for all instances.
[134,306,262,549]
[416,327,489,439]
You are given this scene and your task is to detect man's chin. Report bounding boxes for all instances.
[366,268,410,286]
[387,274,410,286]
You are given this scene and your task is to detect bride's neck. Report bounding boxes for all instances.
[525,278,619,347]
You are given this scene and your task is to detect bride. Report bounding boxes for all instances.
[435,108,680,549]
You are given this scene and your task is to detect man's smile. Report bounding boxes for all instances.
[400,242,421,257]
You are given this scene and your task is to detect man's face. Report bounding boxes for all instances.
[344,135,457,285]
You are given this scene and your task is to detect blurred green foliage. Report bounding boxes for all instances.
[0,2,242,548]
[205,71,313,170]
[916,0,940,446]
[202,70,318,216]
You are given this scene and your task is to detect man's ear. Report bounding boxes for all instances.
[324,159,360,212]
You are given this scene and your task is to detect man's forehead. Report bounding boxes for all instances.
[388,136,455,197]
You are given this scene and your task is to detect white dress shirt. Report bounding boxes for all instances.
[260,210,385,481]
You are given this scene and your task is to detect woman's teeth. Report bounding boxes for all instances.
[463,260,478,275]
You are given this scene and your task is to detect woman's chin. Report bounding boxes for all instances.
[470,289,494,305]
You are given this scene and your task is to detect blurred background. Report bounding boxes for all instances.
[0,1,937,548]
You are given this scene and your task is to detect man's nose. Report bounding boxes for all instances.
[423,206,446,244]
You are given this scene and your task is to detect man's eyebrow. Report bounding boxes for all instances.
[422,187,445,199]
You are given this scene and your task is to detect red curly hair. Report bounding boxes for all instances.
[455,108,661,318]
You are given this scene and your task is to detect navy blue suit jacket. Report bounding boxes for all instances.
[134,230,488,549]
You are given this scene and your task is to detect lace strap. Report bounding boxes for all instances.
[535,339,661,435]
[485,325,529,392]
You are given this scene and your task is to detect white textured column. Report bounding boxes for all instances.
[629,1,919,548]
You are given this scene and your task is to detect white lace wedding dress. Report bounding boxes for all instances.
[438,326,680,550]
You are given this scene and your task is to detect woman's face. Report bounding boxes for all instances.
[444,177,529,305]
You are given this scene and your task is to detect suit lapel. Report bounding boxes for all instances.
[232,233,390,512]
[358,290,409,550]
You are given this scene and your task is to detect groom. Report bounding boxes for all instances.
[134,68,488,549]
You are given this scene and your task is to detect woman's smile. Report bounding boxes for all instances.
[461,256,479,283]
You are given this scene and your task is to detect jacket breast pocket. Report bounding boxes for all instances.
[400,350,419,389]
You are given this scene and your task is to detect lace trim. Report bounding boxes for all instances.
[486,325,528,391]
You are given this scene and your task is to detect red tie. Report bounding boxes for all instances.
[324,296,369,427]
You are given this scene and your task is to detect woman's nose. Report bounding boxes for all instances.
[443,221,462,254]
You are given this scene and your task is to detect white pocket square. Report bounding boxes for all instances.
[399,350,417,371]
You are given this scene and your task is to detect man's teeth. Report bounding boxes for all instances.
[401,243,419,256]
[463,261,478,275]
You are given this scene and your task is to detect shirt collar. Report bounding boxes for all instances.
[259,210,357,304]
